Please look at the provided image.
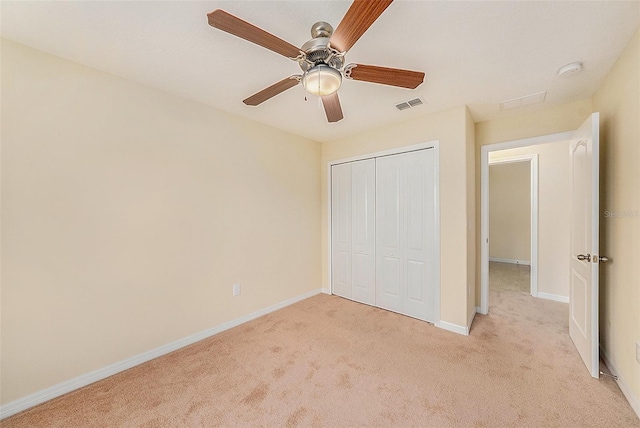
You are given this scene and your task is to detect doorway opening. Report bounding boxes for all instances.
[488,155,537,302]
[480,131,573,315]
[480,114,601,379]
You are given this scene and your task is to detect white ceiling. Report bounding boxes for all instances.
[2,1,638,143]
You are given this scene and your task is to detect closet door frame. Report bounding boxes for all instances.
[327,141,441,324]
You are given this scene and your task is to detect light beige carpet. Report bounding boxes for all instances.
[3,268,638,427]
[489,261,530,293]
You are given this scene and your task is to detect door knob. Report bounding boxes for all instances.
[577,254,591,261]
[595,255,609,263]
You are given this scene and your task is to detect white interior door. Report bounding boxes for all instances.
[569,112,600,378]
[331,163,352,299]
[351,160,376,305]
[376,149,436,322]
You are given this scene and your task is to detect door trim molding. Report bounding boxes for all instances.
[327,141,441,324]
[480,131,572,315]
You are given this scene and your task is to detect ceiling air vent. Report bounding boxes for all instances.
[396,97,423,111]
[499,91,546,110]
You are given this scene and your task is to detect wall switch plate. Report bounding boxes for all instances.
[636,342,640,364]
[232,283,241,297]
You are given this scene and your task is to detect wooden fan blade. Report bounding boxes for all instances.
[243,76,300,106]
[346,64,424,89]
[208,10,301,58]
[321,93,344,123]
[329,0,393,53]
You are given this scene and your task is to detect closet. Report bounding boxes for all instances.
[331,148,438,322]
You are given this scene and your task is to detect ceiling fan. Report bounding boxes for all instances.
[207,0,425,123]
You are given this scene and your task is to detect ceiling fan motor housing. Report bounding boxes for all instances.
[299,36,344,72]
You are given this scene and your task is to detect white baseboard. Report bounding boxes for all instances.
[537,292,569,303]
[0,288,323,420]
[600,345,640,419]
[321,287,331,294]
[489,257,531,266]
[436,320,469,336]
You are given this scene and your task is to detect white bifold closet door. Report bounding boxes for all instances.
[331,149,436,322]
[375,149,436,322]
[331,159,376,305]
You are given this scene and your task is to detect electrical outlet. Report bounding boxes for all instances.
[232,283,241,297]
[636,342,640,364]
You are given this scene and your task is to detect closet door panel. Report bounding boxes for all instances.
[351,160,376,305]
[382,167,401,249]
[376,156,404,313]
[403,150,433,321]
[383,257,401,297]
[407,260,424,301]
[331,163,352,299]
[423,149,437,322]
[407,163,426,252]
[352,253,368,291]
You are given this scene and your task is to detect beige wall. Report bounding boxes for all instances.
[1,40,322,404]
[475,99,594,147]
[593,29,640,404]
[475,99,593,302]
[321,106,474,329]
[465,108,476,323]
[489,162,531,262]
[490,141,571,298]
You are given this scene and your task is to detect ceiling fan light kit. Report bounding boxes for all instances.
[207,0,424,123]
[302,64,342,96]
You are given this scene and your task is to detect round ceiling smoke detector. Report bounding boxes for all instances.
[557,62,583,77]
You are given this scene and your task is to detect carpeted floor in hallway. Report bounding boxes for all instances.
[489,261,530,294]
[3,266,638,427]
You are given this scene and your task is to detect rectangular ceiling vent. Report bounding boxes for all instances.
[499,91,547,110]
[396,97,423,111]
